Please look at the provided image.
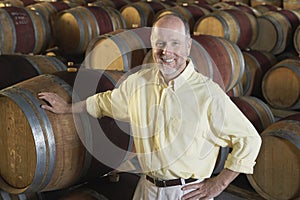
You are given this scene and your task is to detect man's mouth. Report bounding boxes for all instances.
[162,57,175,64]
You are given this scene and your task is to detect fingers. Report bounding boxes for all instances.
[38,92,55,106]
[38,92,58,101]
[40,104,56,113]
[181,183,204,200]
[181,178,223,200]
[37,92,67,114]
[182,182,200,191]
[181,186,208,200]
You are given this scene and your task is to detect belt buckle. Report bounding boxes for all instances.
[153,178,167,187]
[162,180,167,187]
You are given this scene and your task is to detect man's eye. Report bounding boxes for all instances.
[156,42,164,47]
[172,41,180,46]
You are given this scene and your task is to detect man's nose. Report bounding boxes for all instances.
[162,45,171,55]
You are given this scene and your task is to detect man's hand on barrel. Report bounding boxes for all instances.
[38,92,72,114]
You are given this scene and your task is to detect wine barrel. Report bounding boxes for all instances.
[252,3,281,14]
[27,2,72,49]
[27,2,71,25]
[0,7,50,54]
[283,0,300,10]
[231,96,275,133]
[250,11,292,55]
[250,0,282,7]
[0,69,134,194]
[247,118,300,200]
[0,0,36,7]
[54,6,126,55]
[223,1,262,16]
[191,0,214,11]
[91,0,131,10]
[241,50,277,97]
[277,9,300,32]
[88,0,115,8]
[156,4,210,32]
[85,29,147,71]
[226,80,244,97]
[120,1,169,28]
[192,35,244,92]
[294,25,300,55]
[194,9,258,50]
[262,57,300,110]
[0,54,67,90]
[212,2,238,10]
[221,0,250,5]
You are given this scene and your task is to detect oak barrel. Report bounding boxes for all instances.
[192,35,244,92]
[85,29,147,71]
[0,7,50,54]
[250,0,282,7]
[247,117,300,200]
[283,0,300,10]
[120,1,169,28]
[221,0,250,5]
[230,96,275,133]
[0,54,67,89]
[241,50,277,97]
[193,9,258,50]
[252,4,280,13]
[262,57,300,110]
[250,11,292,55]
[0,0,35,7]
[223,1,261,17]
[27,2,72,49]
[90,0,131,10]
[54,6,125,55]
[226,80,244,97]
[0,69,133,194]
[294,25,300,55]
[156,4,210,32]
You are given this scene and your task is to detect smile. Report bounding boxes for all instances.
[162,58,175,63]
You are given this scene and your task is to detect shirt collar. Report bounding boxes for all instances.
[156,58,195,90]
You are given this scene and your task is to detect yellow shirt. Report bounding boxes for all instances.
[86,60,262,180]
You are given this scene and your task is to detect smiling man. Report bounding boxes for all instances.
[38,14,262,200]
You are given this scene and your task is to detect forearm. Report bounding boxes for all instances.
[214,168,239,189]
[71,100,87,113]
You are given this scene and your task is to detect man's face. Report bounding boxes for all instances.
[151,21,191,80]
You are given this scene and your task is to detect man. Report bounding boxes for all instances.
[38,14,261,200]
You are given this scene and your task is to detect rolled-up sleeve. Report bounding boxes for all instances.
[86,94,104,118]
[207,93,262,174]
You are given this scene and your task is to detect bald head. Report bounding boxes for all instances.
[152,14,190,38]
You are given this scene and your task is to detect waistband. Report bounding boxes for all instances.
[146,175,198,187]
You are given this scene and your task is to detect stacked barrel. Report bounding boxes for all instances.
[0,0,299,199]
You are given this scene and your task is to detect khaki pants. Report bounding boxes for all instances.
[133,175,213,200]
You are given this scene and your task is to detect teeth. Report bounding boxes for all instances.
[164,58,174,63]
